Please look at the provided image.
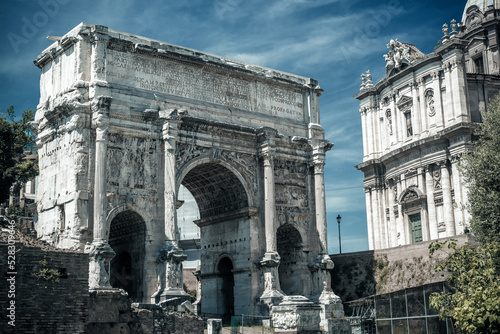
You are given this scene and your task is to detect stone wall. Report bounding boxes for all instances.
[330,234,473,303]
[0,230,89,333]
[0,229,205,333]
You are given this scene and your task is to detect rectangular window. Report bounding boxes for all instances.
[405,112,413,137]
[474,57,484,74]
[410,213,422,243]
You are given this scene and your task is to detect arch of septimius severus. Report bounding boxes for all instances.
[33,23,345,328]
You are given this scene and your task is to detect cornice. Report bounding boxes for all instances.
[34,23,318,93]
[355,122,478,171]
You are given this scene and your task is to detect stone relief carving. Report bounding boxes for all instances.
[465,6,483,30]
[167,261,182,289]
[386,109,393,135]
[264,270,276,291]
[272,311,300,330]
[107,134,158,189]
[401,190,418,203]
[425,88,436,117]
[433,169,442,190]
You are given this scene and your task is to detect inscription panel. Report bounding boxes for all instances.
[106,49,305,122]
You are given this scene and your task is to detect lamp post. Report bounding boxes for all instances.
[337,214,342,254]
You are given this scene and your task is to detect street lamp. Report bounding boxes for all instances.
[336,214,342,254]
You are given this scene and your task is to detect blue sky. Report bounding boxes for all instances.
[0,0,466,253]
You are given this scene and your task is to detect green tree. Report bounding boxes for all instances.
[460,95,500,243]
[0,105,37,203]
[429,240,500,333]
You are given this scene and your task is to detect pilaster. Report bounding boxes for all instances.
[425,165,439,240]
[431,70,445,129]
[451,155,465,234]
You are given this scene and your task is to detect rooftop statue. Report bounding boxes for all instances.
[383,39,424,75]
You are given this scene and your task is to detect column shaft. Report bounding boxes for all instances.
[441,162,456,236]
[93,126,108,242]
[365,188,375,250]
[314,163,328,254]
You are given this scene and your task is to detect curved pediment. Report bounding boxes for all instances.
[396,96,413,112]
[398,186,425,204]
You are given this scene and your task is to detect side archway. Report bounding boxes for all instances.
[277,223,308,296]
[108,209,146,301]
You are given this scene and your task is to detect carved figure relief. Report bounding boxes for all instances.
[386,109,393,135]
[425,88,436,117]
[272,311,300,330]
[167,261,182,288]
[264,271,276,291]
[107,134,158,189]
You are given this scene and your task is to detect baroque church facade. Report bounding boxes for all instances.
[355,0,500,250]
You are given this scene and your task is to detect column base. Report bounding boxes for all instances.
[159,288,190,303]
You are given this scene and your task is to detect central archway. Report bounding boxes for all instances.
[109,210,146,302]
[179,160,252,317]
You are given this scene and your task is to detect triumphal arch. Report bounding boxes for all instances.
[33,23,341,322]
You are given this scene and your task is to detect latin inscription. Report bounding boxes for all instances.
[106,49,305,121]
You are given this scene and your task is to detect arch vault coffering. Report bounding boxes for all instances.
[109,210,146,302]
[181,163,249,219]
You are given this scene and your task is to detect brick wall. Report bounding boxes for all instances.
[0,231,89,333]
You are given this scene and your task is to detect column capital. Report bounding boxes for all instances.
[450,153,463,163]
[257,126,279,142]
[260,251,281,268]
[91,96,112,129]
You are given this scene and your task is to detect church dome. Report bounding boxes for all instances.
[462,0,500,22]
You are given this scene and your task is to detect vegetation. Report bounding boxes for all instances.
[183,283,197,303]
[429,240,500,333]
[0,106,37,203]
[32,258,63,283]
[460,95,500,243]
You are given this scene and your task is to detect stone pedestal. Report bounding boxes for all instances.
[86,241,116,290]
[316,254,348,332]
[260,252,285,311]
[271,296,322,334]
[151,245,190,303]
[207,319,222,334]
